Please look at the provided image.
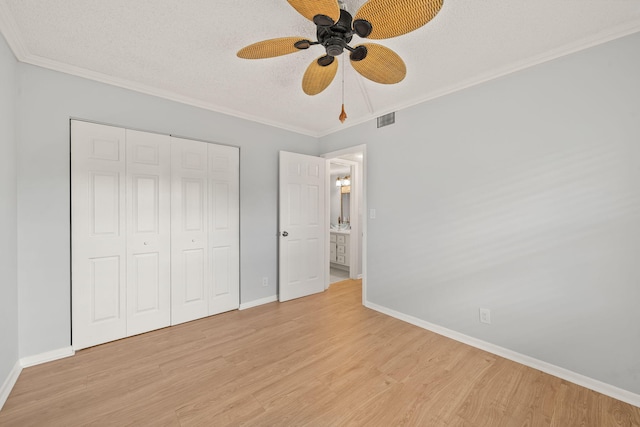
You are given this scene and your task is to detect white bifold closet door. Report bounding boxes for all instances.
[72,122,171,350]
[72,121,239,350]
[170,138,209,324]
[72,122,128,349]
[170,138,240,325]
[207,144,240,315]
[125,129,171,336]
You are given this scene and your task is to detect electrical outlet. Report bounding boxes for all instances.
[479,308,491,324]
[369,208,376,219]
[262,277,268,287]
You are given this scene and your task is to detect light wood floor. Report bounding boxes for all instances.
[1,279,639,426]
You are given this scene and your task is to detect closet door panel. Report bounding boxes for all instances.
[72,121,127,350]
[183,248,206,301]
[89,256,122,321]
[171,138,209,325]
[130,252,160,310]
[208,144,240,315]
[126,130,171,336]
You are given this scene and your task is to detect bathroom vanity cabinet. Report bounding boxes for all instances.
[330,231,350,268]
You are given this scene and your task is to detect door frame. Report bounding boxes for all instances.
[322,144,367,305]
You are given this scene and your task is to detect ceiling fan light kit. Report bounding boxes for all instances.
[237,0,444,121]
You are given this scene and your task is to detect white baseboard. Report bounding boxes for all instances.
[20,346,75,368]
[0,360,22,411]
[365,301,640,408]
[239,295,278,310]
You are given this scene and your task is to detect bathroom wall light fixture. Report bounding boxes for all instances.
[335,175,351,187]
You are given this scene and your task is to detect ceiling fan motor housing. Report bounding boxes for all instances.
[325,38,346,56]
[317,9,354,57]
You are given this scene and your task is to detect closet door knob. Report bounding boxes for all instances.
[143,242,148,246]
[282,231,288,237]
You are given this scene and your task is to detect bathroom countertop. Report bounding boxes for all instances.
[330,228,351,235]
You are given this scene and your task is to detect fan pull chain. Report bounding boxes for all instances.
[339,54,347,123]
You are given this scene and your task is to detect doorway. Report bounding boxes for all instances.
[323,145,366,303]
[329,160,355,284]
[277,146,366,304]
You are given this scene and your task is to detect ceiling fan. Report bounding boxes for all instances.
[237,0,444,98]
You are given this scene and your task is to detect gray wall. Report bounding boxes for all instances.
[0,34,19,387]
[321,32,640,394]
[15,63,319,358]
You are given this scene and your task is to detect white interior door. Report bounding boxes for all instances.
[125,130,171,336]
[208,144,240,315]
[279,151,326,302]
[71,121,127,350]
[171,137,209,325]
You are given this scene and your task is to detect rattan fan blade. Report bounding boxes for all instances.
[350,44,406,84]
[354,0,443,39]
[288,0,340,24]
[237,37,308,59]
[302,56,338,95]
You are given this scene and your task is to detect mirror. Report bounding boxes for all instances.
[341,191,350,224]
[330,165,351,228]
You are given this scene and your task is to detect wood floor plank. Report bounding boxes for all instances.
[1,279,639,426]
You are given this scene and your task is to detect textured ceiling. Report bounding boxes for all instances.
[1,0,639,137]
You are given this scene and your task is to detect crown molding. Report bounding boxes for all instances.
[318,20,640,137]
[0,5,320,138]
[21,53,321,137]
[2,1,640,139]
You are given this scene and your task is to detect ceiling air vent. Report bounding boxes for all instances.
[377,112,395,128]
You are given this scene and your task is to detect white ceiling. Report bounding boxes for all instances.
[1,1,639,137]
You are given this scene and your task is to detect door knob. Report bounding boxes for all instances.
[282,231,288,237]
